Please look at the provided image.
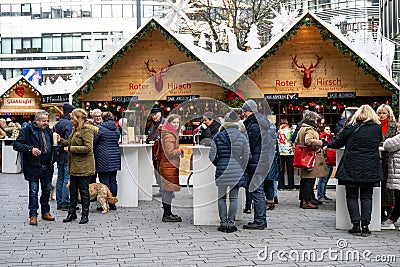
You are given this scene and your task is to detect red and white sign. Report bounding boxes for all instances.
[3,98,35,106]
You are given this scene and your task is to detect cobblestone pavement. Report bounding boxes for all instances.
[1,172,399,266]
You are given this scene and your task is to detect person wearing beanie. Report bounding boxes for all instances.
[146,106,166,198]
[209,110,250,233]
[241,100,276,230]
[54,103,76,211]
[194,112,221,146]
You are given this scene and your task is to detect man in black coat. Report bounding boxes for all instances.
[13,110,56,226]
[241,100,275,230]
[54,103,75,211]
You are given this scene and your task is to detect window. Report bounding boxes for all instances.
[41,4,51,19]
[1,4,11,16]
[22,38,31,53]
[21,3,31,16]
[62,33,73,52]
[42,35,52,52]
[82,5,91,17]
[123,4,134,18]
[63,7,72,18]
[112,4,123,17]
[12,38,22,53]
[32,37,41,52]
[71,5,81,18]
[102,5,112,17]
[32,4,41,19]
[82,39,91,52]
[1,38,11,54]
[53,34,62,52]
[52,6,62,19]
[92,5,101,17]
[72,34,81,51]
[11,4,20,16]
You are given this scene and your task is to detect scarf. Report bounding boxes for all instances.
[380,118,388,137]
[302,119,318,130]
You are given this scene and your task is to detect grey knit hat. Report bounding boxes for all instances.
[224,111,239,122]
[242,100,258,112]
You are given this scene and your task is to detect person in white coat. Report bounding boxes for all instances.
[381,132,400,230]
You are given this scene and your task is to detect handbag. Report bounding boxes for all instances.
[293,145,316,170]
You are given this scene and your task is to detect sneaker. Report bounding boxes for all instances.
[243,208,251,214]
[274,197,279,204]
[323,196,332,201]
[381,220,396,230]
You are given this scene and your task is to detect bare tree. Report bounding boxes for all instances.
[192,0,287,51]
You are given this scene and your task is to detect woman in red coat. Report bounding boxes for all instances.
[159,114,183,222]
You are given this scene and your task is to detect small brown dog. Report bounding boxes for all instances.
[67,182,118,213]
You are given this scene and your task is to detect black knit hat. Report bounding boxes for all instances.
[62,103,76,116]
[150,107,161,114]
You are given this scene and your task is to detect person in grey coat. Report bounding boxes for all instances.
[209,111,250,233]
[381,132,400,230]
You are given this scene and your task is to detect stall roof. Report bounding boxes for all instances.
[243,11,400,91]
[0,75,42,98]
[73,12,399,97]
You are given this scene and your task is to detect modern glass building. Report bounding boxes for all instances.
[0,0,168,80]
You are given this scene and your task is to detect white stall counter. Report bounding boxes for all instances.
[2,138,21,173]
[117,143,154,207]
[186,145,244,226]
[335,147,381,231]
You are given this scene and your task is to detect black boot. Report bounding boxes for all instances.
[63,207,77,223]
[348,223,361,236]
[361,221,371,237]
[79,207,89,224]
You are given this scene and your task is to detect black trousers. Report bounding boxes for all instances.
[278,155,294,189]
[345,184,373,226]
[301,178,316,202]
[70,175,90,212]
[389,190,400,222]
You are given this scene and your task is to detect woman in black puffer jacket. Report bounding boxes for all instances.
[327,105,383,237]
[209,111,250,233]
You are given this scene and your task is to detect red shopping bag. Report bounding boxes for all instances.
[293,145,316,170]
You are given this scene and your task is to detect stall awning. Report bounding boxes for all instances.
[0,108,42,115]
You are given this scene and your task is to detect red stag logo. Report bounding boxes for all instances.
[292,55,323,88]
[144,59,174,91]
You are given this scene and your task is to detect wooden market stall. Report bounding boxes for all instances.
[0,76,43,173]
[243,12,399,126]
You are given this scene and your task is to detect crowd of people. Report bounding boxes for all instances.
[10,100,400,237]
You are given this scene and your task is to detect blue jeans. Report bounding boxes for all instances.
[98,171,118,196]
[28,167,52,217]
[264,179,275,201]
[56,163,70,207]
[217,185,239,226]
[251,182,266,225]
[317,165,334,199]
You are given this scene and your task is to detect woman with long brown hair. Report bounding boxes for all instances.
[159,114,183,222]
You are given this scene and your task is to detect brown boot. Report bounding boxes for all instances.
[266,200,275,210]
[29,216,37,225]
[302,201,318,209]
[42,213,55,221]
